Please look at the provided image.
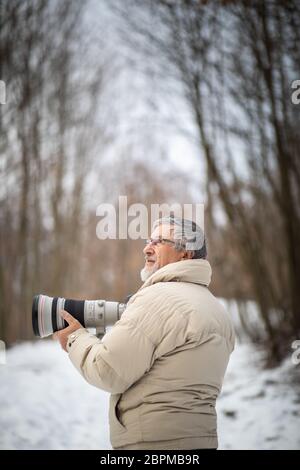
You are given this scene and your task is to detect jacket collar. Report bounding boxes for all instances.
[139,259,212,291]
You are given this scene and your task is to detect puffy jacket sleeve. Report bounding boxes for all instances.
[66,284,190,394]
[66,317,156,394]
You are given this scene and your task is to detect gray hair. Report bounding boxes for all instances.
[152,216,207,259]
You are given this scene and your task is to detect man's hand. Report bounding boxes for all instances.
[53,310,83,352]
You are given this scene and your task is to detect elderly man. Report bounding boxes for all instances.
[55,217,235,450]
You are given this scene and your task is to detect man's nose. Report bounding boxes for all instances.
[143,242,155,255]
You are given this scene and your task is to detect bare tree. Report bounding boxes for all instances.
[110,0,300,363]
[0,0,106,344]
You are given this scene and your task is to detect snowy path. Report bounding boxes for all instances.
[217,342,300,449]
[0,339,299,450]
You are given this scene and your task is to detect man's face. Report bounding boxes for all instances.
[141,224,187,281]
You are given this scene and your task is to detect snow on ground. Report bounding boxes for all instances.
[0,338,299,450]
[0,340,110,450]
[217,342,300,449]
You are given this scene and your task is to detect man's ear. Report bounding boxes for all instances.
[182,250,194,260]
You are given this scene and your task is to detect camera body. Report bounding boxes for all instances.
[32,294,126,338]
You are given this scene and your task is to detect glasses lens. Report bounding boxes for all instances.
[145,238,160,246]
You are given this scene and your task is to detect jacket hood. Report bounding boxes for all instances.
[140,259,212,290]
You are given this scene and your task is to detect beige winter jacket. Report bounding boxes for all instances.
[66,259,235,450]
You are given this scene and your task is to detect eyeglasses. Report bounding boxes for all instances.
[145,237,176,247]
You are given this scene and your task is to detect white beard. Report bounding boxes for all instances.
[140,264,159,282]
